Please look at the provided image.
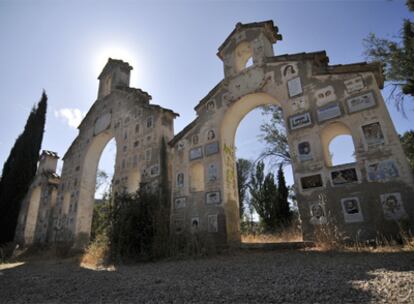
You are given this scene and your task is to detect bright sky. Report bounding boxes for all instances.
[1,0,413,190]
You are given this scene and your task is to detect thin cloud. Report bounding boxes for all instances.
[54,108,86,128]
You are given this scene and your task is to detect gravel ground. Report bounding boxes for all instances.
[0,249,413,304]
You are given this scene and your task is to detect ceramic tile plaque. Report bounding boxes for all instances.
[289,112,312,130]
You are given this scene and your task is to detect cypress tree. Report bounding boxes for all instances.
[276,165,291,225]
[0,91,47,244]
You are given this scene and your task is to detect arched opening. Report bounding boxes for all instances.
[95,138,116,200]
[320,122,356,167]
[234,41,253,72]
[75,130,117,246]
[222,92,300,245]
[24,186,41,244]
[245,57,253,68]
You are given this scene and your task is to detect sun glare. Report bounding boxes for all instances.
[94,45,141,82]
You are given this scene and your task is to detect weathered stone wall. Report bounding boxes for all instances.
[16,20,414,249]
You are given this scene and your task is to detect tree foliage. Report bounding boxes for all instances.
[236,158,252,219]
[248,161,291,232]
[0,91,47,245]
[363,1,414,112]
[400,130,414,173]
[259,105,291,166]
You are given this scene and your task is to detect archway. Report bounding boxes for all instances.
[320,121,356,167]
[24,186,41,244]
[75,130,117,245]
[220,92,295,244]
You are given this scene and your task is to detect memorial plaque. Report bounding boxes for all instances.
[380,193,407,220]
[174,197,186,209]
[300,174,323,190]
[206,191,221,205]
[315,86,336,107]
[205,142,219,156]
[309,202,327,225]
[341,197,363,223]
[330,168,358,186]
[317,102,341,122]
[362,122,384,147]
[344,76,364,93]
[207,163,218,182]
[347,92,376,113]
[190,147,203,160]
[289,112,312,130]
[367,159,399,182]
[287,77,303,97]
[298,141,313,162]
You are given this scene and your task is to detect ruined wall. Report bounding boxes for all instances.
[168,20,414,245]
[17,21,414,249]
[15,151,59,245]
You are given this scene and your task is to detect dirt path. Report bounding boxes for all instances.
[1,249,413,303]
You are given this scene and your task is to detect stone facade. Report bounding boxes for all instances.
[16,20,414,248]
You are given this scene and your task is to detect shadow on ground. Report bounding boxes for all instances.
[0,249,413,303]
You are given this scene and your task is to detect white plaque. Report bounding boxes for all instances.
[287,77,303,97]
[347,92,376,113]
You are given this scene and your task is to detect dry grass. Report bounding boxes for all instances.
[80,234,112,270]
[312,220,414,253]
[241,229,303,243]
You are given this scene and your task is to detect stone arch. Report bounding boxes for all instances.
[234,41,253,72]
[75,129,116,245]
[220,92,283,244]
[320,121,355,167]
[24,186,42,244]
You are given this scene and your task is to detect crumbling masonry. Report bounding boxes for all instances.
[15,21,414,248]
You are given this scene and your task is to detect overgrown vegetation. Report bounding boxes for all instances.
[400,130,414,174]
[0,91,47,245]
[364,0,414,112]
[247,161,293,233]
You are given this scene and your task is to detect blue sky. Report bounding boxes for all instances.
[1,0,413,189]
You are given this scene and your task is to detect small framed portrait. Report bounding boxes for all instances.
[174,197,186,209]
[207,129,216,141]
[176,172,184,188]
[309,202,327,225]
[361,122,385,148]
[298,141,312,161]
[380,192,407,221]
[206,191,221,205]
[341,197,363,223]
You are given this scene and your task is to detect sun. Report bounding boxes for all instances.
[94,45,141,81]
